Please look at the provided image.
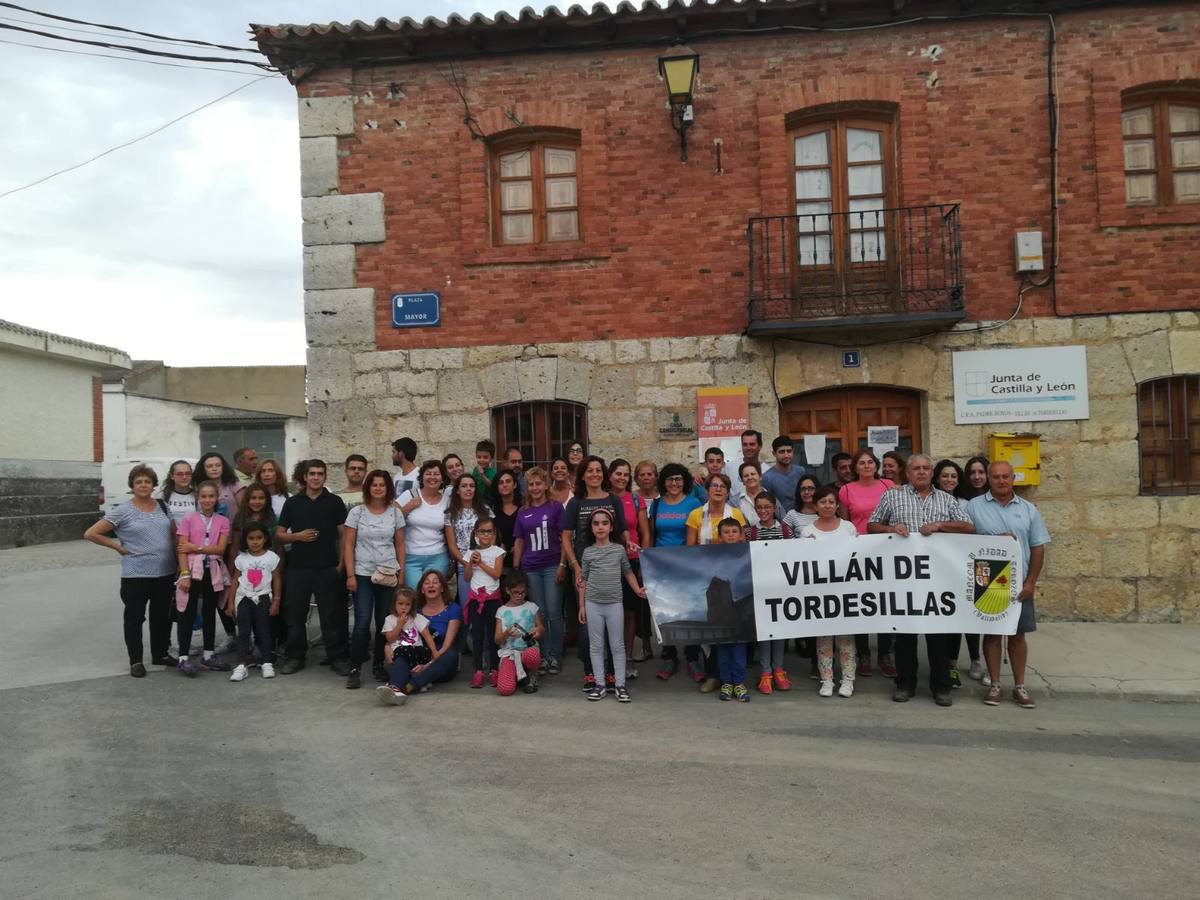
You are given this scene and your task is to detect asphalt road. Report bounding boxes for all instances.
[2,545,1198,899]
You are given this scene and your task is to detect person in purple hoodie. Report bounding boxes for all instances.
[510,466,567,675]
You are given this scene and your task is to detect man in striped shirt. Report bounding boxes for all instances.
[868,453,974,707]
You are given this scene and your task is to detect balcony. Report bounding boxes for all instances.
[746,203,965,338]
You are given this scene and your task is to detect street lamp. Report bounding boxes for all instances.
[658,51,699,162]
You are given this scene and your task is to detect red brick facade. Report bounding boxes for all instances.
[298,5,1199,351]
[91,376,103,463]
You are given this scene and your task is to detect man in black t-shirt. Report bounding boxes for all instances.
[275,459,348,674]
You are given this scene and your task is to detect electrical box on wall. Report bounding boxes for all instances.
[988,433,1041,486]
[1014,231,1044,272]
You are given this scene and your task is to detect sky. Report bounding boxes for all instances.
[0,1,505,366]
[641,543,754,625]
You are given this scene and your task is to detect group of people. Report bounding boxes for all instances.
[87,429,1049,711]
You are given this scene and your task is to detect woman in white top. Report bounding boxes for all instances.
[784,474,821,534]
[800,485,859,698]
[549,457,574,507]
[157,460,196,526]
[397,460,451,590]
[735,460,784,525]
[342,469,406,687]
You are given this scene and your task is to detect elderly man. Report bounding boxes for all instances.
[967,460,1050,709]
[868,453,974,706]
[233,447,258,485]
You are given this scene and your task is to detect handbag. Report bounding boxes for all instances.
[371,565,400,587]
[394,643,432,667]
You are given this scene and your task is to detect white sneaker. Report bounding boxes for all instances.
[838,680,854,698]
[376,684,407,706]
[981,671,992,687]
[968,659,985,681]
[260,662,276,679]
[230,664,248,682]
[818,680,834,697]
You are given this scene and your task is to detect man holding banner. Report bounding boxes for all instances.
[868,454,975,707]
[967,461,1050,710]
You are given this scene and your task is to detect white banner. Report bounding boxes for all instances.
[750,533,1023,640]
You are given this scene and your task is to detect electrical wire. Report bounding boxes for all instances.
[0,75,274,201]
[0,21,275,69]
[0,36,278,75]
[0,14,261,51]
[0,1,261,52]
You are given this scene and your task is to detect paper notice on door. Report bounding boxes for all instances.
[802,434,826,466]
[867,425,899,457]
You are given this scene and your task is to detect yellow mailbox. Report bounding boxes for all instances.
[987,433,1041,486]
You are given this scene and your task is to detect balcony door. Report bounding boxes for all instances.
[790,114,899,314]
[779,386,921,484]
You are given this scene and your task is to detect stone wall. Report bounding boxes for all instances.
[0,458,99,548]
[305,310,1200,625]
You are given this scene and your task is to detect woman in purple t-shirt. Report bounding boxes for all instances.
[511,466,566,674]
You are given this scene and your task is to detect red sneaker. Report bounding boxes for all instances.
[879,654,898,678]
[487,669,498,688]
[469,670,484,689]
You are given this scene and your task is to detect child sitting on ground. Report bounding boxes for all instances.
[494,570,545,695]
[377,588,438,705]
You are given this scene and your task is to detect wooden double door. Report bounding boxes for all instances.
[780,386,922,483]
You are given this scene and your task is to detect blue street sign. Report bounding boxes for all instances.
[391,292,441,328]
[842,350,861,368]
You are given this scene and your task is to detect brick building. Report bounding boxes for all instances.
[254,0,1200,623]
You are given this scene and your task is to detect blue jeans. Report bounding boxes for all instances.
[350,578,393,669]
[716,643,747,685]
[405,551,451,590]
[388,647,460,690]
[525,566,564,662]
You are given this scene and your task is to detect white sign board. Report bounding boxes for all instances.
[866,425,898,456]
[952,346,1089,424]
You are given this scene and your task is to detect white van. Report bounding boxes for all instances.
[100,457,192,513]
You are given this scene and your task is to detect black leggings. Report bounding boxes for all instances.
[468,598,501,673]
[854,633,895,660]
[946,633,981,662]
[236,595,273,663]
[177,568,219,657]
[662,644,701,662]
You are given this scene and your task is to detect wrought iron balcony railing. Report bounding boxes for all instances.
[746,203,965,332]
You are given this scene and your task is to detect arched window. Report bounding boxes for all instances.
[1137,375,1200,495]
[489,130,581,245]
[492,400,588,468]
[1123,90,1200,206]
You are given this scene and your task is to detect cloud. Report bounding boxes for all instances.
[0,1,491,365]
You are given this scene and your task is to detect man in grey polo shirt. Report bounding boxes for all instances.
[967,460,1050,709]
[869,453,975,706]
